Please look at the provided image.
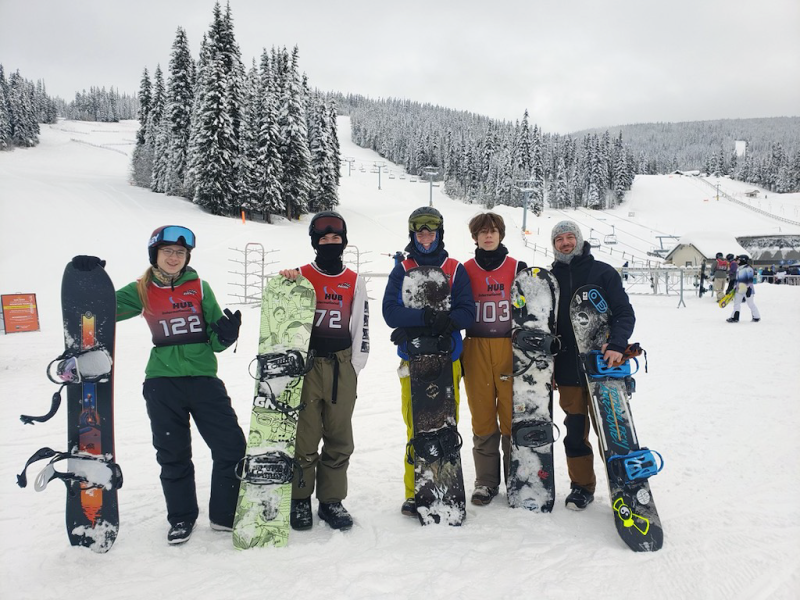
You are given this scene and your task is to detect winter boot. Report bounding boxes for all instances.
[318,501,353,531]
[290,498,313,531]
[471,485,499,506]
[401,498,417,517]
[167,520,196,545]
[726,311,740,323]
[565,485,594,511]
[210,521,233,532]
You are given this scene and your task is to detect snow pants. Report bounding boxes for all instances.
[142,376,246,528]
[557,385,597,494]
[732,291,761,320]
[400,359,462,500]
[292,348,357,504]
[461,337,512,489]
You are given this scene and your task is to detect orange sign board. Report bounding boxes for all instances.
[1,293,40,334]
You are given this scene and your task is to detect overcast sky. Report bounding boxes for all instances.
[1,0,798,134]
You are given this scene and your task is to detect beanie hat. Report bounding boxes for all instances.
[551,220,584,263]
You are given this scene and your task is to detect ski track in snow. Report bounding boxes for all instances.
[1,119,799,600]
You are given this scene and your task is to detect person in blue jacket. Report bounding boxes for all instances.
[550,221,635,511]
[382,207,475,517]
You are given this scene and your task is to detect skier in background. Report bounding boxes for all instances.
[550,221,635,511]
[279,211,370,531]
[73,225,246,545]
[382,206,475,517]
[461,212,527,506]
[727,255,761,323]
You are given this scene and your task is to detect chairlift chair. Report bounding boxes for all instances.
[604,225,618,245]
[588,228,601,248]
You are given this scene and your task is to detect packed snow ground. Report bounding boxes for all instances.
[1,119,799,600]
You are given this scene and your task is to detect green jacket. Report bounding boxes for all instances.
[116,268,230,379]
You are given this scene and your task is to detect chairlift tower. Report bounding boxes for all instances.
[515,179,536,233]
[423,166,439,207]
[374,161,385,190]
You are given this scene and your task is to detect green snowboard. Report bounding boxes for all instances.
[233,275,315,549]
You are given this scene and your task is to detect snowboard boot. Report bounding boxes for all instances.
[565,485,594,511]
[290,498,313,531]
[401,498,417,517]
[470,485,499,506]
[726,311,740,323]
[753,317,760,322]
[167,520,196,545]
[318,501,353,531]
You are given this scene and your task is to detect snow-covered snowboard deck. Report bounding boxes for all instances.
[233,275,315,548]
[507,267,559,512]
[402,266,466,526]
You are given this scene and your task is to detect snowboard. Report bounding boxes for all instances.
[507,267,560,512]
[18,261,120,553]
[570,285,663,552]
[232,275,315,549]
[401,266,466,526]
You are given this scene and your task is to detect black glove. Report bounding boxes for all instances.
[72,255,105,271]
[390,328,408,346]
[746,287,752,298]
[423,307,452,335]
[210,309,242,346]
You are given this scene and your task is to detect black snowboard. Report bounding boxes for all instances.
[507,267,559,512]
[401,266,466,526]
[60,262,119,551]
[570,285,663,552]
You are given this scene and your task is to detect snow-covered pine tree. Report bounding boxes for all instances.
[0,67,10,150]
[7,70,39,147]
[165,27,195,198]
[237,61,261,217]
[149,65,169,193]
[307,94,339,212]
[277,46,311,220]
[131,68,153,186]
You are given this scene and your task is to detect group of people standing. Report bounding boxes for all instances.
[72,207,637,545]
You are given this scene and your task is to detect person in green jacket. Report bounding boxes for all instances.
[73,225,246,545]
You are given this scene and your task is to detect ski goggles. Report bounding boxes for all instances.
[151,225,196,249]
[409,214,442,233]
[311,215,346,235]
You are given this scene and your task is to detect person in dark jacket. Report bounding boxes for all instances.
[550,221,635,511]
[382,206,475,517]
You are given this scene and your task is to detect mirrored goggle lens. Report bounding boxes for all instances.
[409,215,442,232]
[160,226,196,249]
[312,216,345,235]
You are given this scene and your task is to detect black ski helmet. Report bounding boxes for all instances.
[308,211,348,248]
[725,253,735,261]
[737,254,749,265]
[715,252,723,259]
[148,225,195,266]
[408,206,444,234]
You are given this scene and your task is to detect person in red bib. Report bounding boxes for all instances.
[73,225,246,545]
[462,212,527,506]
[382,206,475,517]
[279,211,370,532]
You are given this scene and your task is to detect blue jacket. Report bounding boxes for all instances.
[551,242,635,386]
[382,246,475,361]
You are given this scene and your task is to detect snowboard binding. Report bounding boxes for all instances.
[407,426,463,466]
[607,448,664,485]
[22,347,114,425]
[16,446,123,492]
[406,333,455,356]
[254,349,312,380]
[511,419,560,448]
[503,328,562,380]
[237,451,299,486]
